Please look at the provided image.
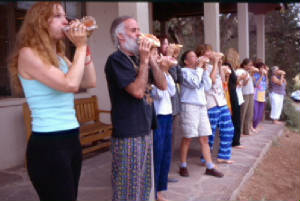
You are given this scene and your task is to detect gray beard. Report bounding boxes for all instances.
[123,35,139,56]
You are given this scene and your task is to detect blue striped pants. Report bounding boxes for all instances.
[207,105,234,160]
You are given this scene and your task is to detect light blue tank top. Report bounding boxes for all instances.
[19,57,79,132]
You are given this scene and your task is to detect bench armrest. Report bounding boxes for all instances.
[98,110,111,114]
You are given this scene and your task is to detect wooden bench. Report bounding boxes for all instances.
[23,95,112,154]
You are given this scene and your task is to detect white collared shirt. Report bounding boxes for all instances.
[152,73,176,115]
[180,67,212,106]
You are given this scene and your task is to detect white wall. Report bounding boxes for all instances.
[86,2,119,124]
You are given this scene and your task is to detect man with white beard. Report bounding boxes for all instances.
[105,16,167,201]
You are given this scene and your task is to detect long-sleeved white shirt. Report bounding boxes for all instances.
[180,67,212,106]
[151,73,176,115]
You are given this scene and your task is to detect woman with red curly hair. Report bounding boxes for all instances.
[9,2,96,201]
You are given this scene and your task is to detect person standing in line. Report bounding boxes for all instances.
[269,66,286,124]
[253,62,269,131]
[9,2,97,201]
[178,50,224,178]
[240,58,257,135]
[196,44,235,164]
[158,36,183,183]
[105,16,167,201]
[151,49,176,201]
[225,48,247,148]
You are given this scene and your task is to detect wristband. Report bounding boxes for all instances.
[86,46,91,57]
[85,46,92,66]
[85,58,92,66]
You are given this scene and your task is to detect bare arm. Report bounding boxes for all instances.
[255,73,264,88]
[63,52,96,89]
[210,60,219,84]
[237,73,248,86]
[243,74,250,86]
[218,63,226,83]
[18,22,91,93]
[80,53,96,88]
[125,63,150,99]
[124,38,152,99]
[271,75,285,86]
[150,59,167,90]
[19,45,87,93]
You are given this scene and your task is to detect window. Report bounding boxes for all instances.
[0,2,16,98]
[0,2,86,98]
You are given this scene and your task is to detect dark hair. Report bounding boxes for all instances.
[240,58,252,69]
[223,62,232,68]
[110,16,133,47]
[158,35,168,55]
[180,50,193,66]
[253,57,263,64]
[254,61,265,69]
[195,44,212,57]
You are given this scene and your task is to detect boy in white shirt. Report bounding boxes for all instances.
[179,50,224,178]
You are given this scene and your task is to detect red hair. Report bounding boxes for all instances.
[9,2,66,95]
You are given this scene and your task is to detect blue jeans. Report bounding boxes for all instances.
[153,114,173,194]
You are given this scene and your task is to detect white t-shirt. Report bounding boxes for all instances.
[235,69,248,105]
[151,73,176,115]
[242,75,255,95]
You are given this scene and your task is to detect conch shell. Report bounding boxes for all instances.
[138,33,161,48]
[63,16,98,33]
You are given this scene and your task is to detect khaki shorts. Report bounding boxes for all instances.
[180,103,212,138]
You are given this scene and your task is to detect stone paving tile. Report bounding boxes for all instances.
[0,121,284,201]
[0,182,38,201]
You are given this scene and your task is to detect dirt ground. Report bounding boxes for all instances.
[237,128,300,201]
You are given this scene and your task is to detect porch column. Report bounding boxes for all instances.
[255,14,265,62]
[238,3,249,61]
[118,2,150,33]
[204,3,220,52]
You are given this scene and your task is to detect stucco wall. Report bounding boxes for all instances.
[0,99,27,170]
[86,2,118,122]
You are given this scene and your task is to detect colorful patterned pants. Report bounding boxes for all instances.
[111,133,152,201]
[207,105,234,160]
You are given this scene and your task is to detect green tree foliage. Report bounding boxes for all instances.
[265,4,300,92]
[154,3,299,93]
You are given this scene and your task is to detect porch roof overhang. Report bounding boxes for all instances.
[153,2,285,21]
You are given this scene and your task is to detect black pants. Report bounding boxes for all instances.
[26,128,82,201]
[231,103,241,146]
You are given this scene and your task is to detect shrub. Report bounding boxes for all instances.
[282,97,300,131]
